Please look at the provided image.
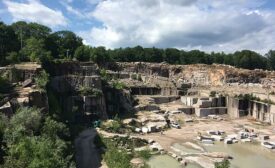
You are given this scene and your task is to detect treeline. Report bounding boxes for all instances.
[0,21,82,64]
[1,21,275,70]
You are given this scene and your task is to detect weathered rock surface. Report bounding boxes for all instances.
[130,158,145,168]
[105,62,275,87]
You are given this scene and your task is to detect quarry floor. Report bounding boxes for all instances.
[97,117,275,168]
[140,118,275,151]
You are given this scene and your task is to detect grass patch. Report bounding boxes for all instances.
[79,86,103,97]
[95,135,152,168]
[136,149,152,160]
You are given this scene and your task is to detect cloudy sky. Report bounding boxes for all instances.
[1,0,275,53]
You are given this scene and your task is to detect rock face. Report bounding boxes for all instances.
[29,90,49,113]
[0,102,13,117]
[0,63,42,82]
[48,61,108,120]
[105,62,275,87]
[0,63,48,115]
[130,158,145,168]
[2,61,275,125]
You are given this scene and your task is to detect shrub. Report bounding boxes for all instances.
[0,114,8,136]
[131,74,137,80]
[136,150,152,160]
[101,120,122,133]
[100,68,110,81]
[79,86,93,95]
[210,91,216,97]
[6,52,19,64]
[104,146,132,168]
[215,159,230,168]
[4,107,42,144]
[79,86,103,97]
[112,81,126,90]
[34,70,49,90]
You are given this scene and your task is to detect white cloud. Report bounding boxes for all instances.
[4,0,67,28]
[80,0,275,54]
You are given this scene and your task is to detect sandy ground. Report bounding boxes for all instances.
[98,118,275,152]
[97,118,275,168]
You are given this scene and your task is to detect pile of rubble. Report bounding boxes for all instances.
[0,63,48,116]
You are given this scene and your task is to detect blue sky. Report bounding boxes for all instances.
[1,0,275,54]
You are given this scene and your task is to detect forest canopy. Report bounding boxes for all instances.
[0,20,275,70]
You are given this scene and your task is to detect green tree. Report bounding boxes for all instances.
[91,46,110,65]
[4,107,42,145]
[20,37,52,62]
[34,70,49,90]
[233,50,267,70]
[3,136,70,168]
[266,50,275,70]
[11,21,51,47]
[41,117,69,140]
[0,114,8,163]
[0,22,20,65]
[164,48,181,64]
[133,45,145,61]
[2,107,73,168]
[5,52,19,64]
[186,50,206,64]
[74,45,91,61]
[27,22,51,40]
[50,31,83,59]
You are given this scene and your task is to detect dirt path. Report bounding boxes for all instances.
[75,129,101,168]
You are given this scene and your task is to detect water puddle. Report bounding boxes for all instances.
[204,142,275,168]
[147,155,201,168]
[147,155,181,168]
[172,143,202,154]
[148,141,275,168]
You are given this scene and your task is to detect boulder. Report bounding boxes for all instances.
[148,139,155,144]
[202,152,232,159]
[17,97,29,106]
[176,156,183,161]
[130,158,145,168]
[135,128,141,133]
[123,118,134,125]
[0,101,13,117]
[29,90,49,113]
[259,135,270,141]
[22,79,32,88]
[142,127,149,133]
[171,153,177,158]
[150,142,163,151]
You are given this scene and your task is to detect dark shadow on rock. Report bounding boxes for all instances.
[75,128,103,168]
